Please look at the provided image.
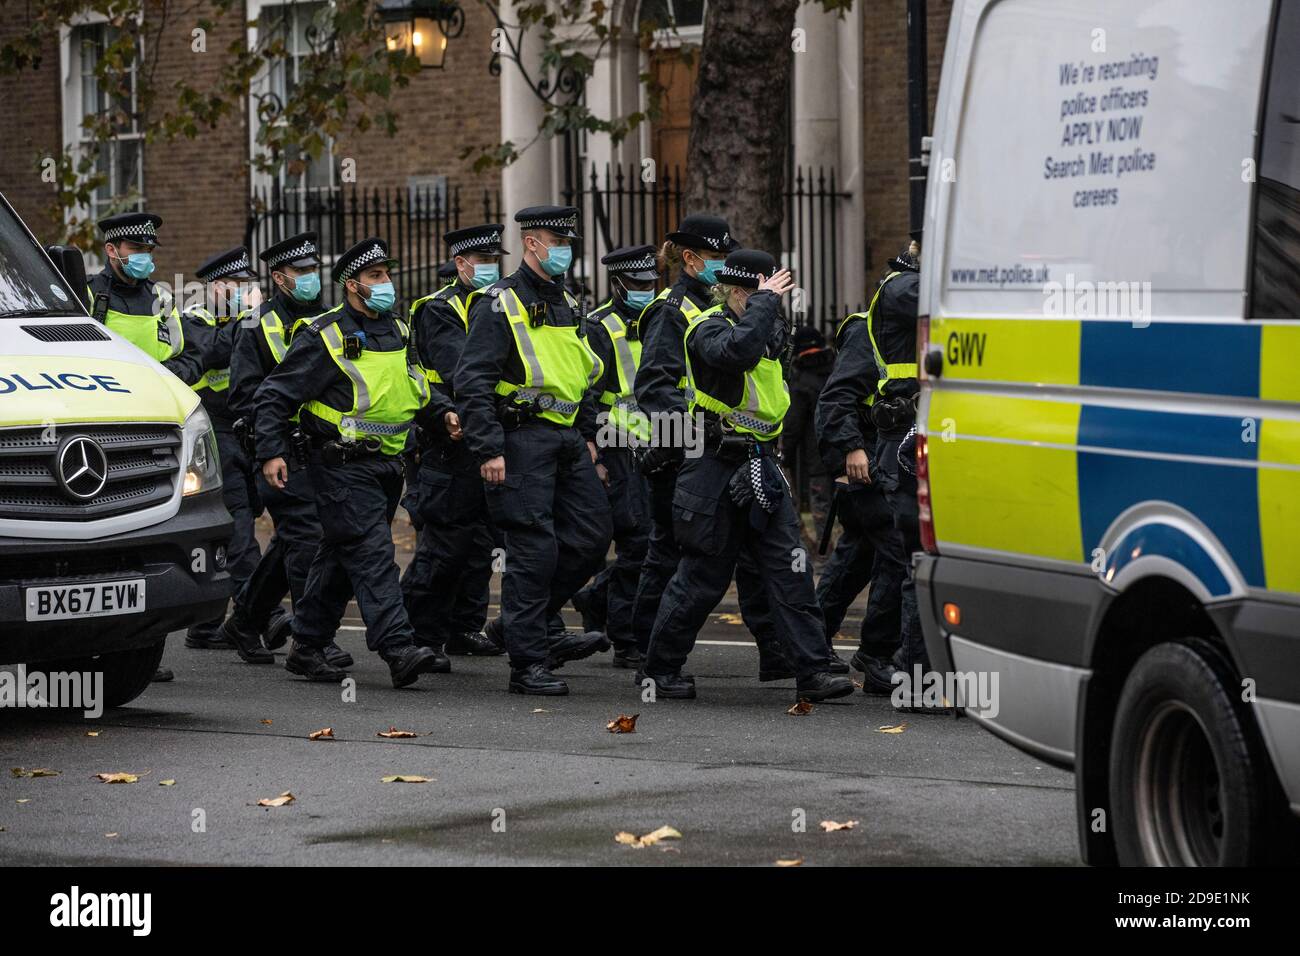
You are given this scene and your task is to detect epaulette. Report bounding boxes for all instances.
[305,314,338,335]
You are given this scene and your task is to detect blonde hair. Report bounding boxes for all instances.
[712,283,745,308]
[657,240,683,282]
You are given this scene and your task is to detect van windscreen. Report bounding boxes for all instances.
[0,199,81,318]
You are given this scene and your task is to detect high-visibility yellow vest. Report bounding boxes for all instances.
[590,300,649,442]
[862,270,919,395]
[493,287,602,428]
[409,282,479,387]
[187,305,242,394]
[641,286,711,392]
[684,311,791,441]
[301,306,431,456]
[89,282,183,363]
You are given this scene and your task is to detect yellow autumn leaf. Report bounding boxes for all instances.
[819,820,858,832]
[104,833,118,838]
[94,772,138,784]
[876,724,907,734]
[380,775,430,783]
[11,767,60,778]
[86,731,100,737]
[775,858,803,867]
[614,831,640,845]
[159,780,176,787]
[308,728,334,740]
[641,825,682,845]
[716,612,744,625]
[257,791,295,808]
[377,728,418,739]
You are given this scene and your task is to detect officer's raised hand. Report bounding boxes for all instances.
[263,456,289,489]
[758,268,795,297]
[481,455,505,484]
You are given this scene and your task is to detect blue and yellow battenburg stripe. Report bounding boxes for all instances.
[925,317,1300,596]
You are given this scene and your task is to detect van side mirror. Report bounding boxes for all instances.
[45,245,89,311]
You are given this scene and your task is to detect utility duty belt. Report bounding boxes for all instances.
[317,436,384,467]
[702,413,765,464]
[870,394,918,433]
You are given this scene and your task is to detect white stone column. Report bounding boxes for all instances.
[836,2,866,310]
[499,0,551,246]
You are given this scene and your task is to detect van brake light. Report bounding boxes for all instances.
[916,433,938,554]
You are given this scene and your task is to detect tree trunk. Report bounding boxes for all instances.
[684,0,799,255]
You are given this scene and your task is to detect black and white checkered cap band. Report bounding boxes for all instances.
[718,263,763,283]
[209,253,251,280]
[520,215,577,231]
[103,223,158,242]
[266,239,317,268]
[449,232,501,256]
[609,255,656,273]
[338,243,388,282]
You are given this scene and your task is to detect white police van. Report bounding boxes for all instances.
[0,191,232,707]
[916,0,1300,864]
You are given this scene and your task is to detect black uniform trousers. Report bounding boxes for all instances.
[483,421,613,668]
[873,430,929,671]
[644,449,831,680]
[232,461,321,627]
[815,480,907,659]
[401,440,494,645]
[574,446,650,650]
[188,427,261,639]
[293,453,413,655]
[633,463,776,655]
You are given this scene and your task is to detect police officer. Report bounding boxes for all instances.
[571,244,659,668]
[181,246,268,655]
[814,300,909,690]
[455,205,614,695]
[400,224,508,661]
[90,212,205,682]
[862,249,932,693]
[256,237,452,687]
[222,232,345,666]
[632,215,792,681]
[640,250,852,702]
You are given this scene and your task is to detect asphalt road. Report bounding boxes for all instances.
[1,601,1077,867]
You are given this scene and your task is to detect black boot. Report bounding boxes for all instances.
[412,639,452,672]
[384,644,439,688]
[796,672,855,702]
[445,630,505,656]
[483,616,505,651]
[262,608,292,651]
[611,645,643,669]
[546,629,611,670]
[322,641,355,669]
[634,669,697,700]
[570,586,606,634]
[184,625,233,650]
[221,615,275,664]
[757,637,796,682]
[508,662,568,696]
[859,655,899,696]
[285,643,348,682]
[827,645,850,674]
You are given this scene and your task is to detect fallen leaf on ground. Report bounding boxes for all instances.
[159,780,176,787]
[851,680,863,689]
[716,613,744,625]
[105,833,118,838]
[86,731,100,737]
[378,727,418,738]
[787,701,813,716]
[308,728,334,740]
[259,719,273,725]
[11,768,59,778]
[94,773,138,784]
[16,799,29,804]
[531,708,550,714]
[606,713,639,733]
[819,820,858,832]
[380,775,430,783]
[775,858,803,867]
[876,724,907,734]
[616,825,682,847]
[257,791,295,808]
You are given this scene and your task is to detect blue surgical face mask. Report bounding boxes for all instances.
[625,289,655,311]
[694,257,724,285]
[117,251,155,280]
[536,241,572,276]
[227,286,243,313]
[289,271,321,302]
[359,280,396,314]
[472,263,500,289]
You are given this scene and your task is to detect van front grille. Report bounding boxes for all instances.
[0,424,181,521]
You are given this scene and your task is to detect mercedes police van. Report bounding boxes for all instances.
[916,0,1300,865]
[0,191,231,708]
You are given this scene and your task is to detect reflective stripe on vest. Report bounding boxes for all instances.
[260,308,293,363]
[865,271,919,394]
[188,306,236,394]
[493,287,601,427]
[302,314,430,456]
[593,304,650,441]
[684,313,791,441]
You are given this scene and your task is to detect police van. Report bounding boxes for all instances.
[0,191,231,708]
[916,0,1300,864]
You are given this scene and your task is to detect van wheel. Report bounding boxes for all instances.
[94,639,167,709]
[1109,639,1266,865]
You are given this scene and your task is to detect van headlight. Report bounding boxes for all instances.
[183,406,223,496]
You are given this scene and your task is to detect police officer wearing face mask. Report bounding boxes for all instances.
[631,215,793,682]
[181,246,266,652]
[255,237,454,688]
[455,205,614,695]
[570,245,659,669]
[400,224,509,664]
[90,213,204,387]
[222,232,347,667]
[640,250,853,703]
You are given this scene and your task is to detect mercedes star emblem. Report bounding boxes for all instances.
[56,435,109,501]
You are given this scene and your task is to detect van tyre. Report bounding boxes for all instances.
[1108,638,1272,866]
[98,639,167,709]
